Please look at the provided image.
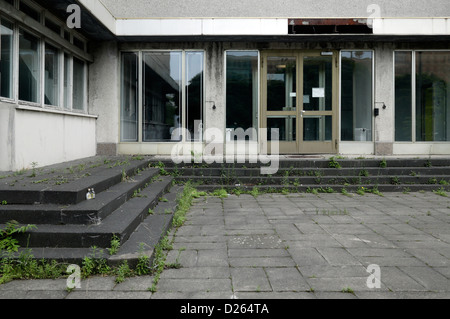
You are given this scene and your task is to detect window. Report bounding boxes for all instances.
[121,50,204,143]
[395,51,450,142]
[44,43,60,106]
[395,52,413,141]
[0,19,14,99]
[186,52,204,141]
[341,51,373,141]
[121,52,139,141]
[226,51,259,140]
[72,57,85,110]
[416,52,450,141]
[0,3,89,113]
[142,51,182,142]
[19,29,40,103]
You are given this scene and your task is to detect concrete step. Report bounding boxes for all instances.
[0,157,153,205]
[193,183,450,194]
[158,158,450,169]
[177,174,450,186]
[10,176,173,249]
[168,166,450,177]
[0,168,160,225]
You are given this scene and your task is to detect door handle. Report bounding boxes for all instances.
[300,110,306,118]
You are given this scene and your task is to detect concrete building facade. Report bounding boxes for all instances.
[1,0,450,171]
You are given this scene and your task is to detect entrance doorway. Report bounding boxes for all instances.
[261,51,339,154]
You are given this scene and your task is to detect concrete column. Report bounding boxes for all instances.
[89,41,120,155]
[204,42,226,146]
[374,44,394,155]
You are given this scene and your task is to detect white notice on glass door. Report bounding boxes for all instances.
[312,88,325,98]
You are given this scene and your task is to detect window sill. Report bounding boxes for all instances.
[15,104,98,119]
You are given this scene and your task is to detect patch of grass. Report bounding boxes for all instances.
[433,187,448,197]
[359,169,369,177]
[342,287,354,294]
[379,159,387,168]
[211,188,228,198]
[356,187,366,196]
[328,157,342,169]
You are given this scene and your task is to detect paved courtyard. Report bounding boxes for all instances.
[1,191,449,299]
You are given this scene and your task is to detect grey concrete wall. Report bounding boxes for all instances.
[102,0,450,18]
[89,41,120,155]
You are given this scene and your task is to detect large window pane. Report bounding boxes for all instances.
[267,56,296,111]
[395,52,413,141]
[341,51,373,141]
[226,51,258,140]
[304,115,332,141]
[72,57,85,110]
[142,51,182,142]
[303,56,332,111]
[44,43,60,106]
[19,29,40,103]
[0,20,13,98]
[416,52,450,142]
[267,116,296,141]
[186,51,204,141]
[120,52,138,142]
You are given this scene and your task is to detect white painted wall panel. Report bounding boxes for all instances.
[13,110,96,170]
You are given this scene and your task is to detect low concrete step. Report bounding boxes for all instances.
[0,168,160,225]
[169,166,450,177]
[159,158,450,169]
[192,183,450,194]
[11,176,173,249]
[0,157,153,205]
[177,174,450,186]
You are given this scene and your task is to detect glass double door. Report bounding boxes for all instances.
[261,51,338,154]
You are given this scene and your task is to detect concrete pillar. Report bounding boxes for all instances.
[204,42,226,150]
[374,44,394,155]
[89,41,120,155]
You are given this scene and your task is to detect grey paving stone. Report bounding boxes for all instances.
[378,267,427,292]
[298,265,369,278]
[288,247,329,266]
[234,291,316,299]
[306,277,388,292]
[157,278,232,293]
[228,235,284,249]
[230,268,271,292]
[113,276,154,291]
[159,267,231,280]
[197,249,229,267]
[317,248,364,266]
[229,257,296,267]
[265,267,310,292]
[0,279,67,291]
[228,248,290,258]
[399,267,450,291]
[79,276,117,291]
[67,290,152,299]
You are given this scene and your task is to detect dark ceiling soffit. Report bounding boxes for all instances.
[289,18,369,26]
[33,0,115,41]
[116,35,450,43]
